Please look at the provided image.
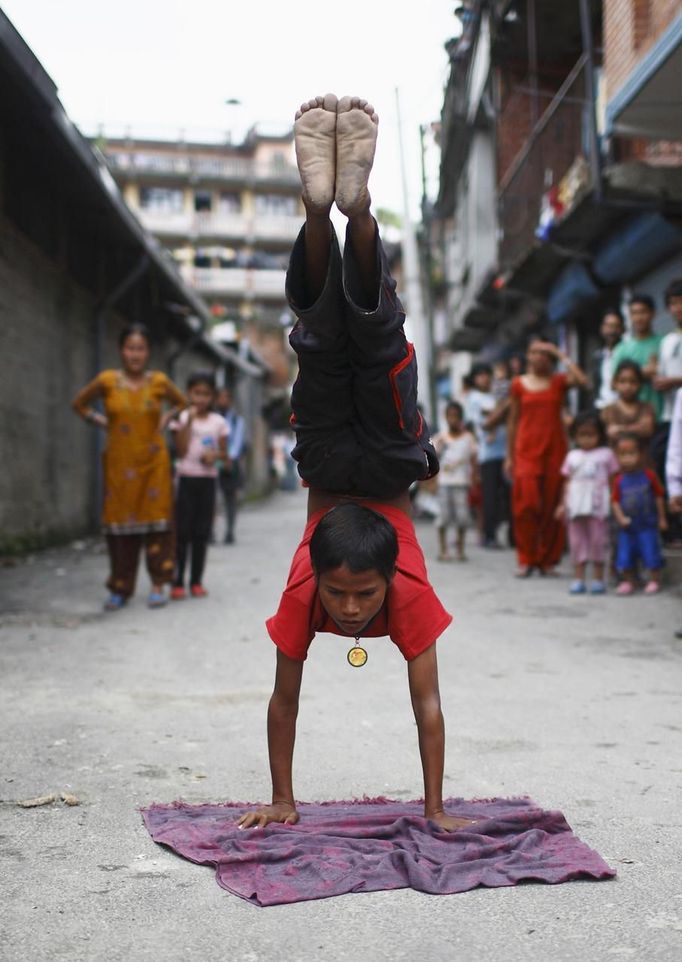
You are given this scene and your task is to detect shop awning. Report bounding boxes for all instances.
[546,262,600,324]
[606,13,682,139]
[592,212,682,285]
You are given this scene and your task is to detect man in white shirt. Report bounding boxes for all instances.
[591,309,625,409]
[654,278,682,544]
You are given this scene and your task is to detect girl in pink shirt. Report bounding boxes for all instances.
[170,371,228,598]
[557,411,618,595]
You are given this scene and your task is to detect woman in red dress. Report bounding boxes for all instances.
[505,339,588,576]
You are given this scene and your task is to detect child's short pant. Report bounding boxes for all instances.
[615,526,662,572]
[567,516,609,564]
[438,485,470,529]
[286,224,438,500]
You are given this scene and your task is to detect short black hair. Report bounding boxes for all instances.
[309,503,398,583]
[614,431,644,452]
[664,278,682,305]
[470,362,493,379]
[613,359,644,383]
[445,400,464,419]
[602,307,625,325]
[570,409,607,446]
[187,370,216,391]
[118,322,151,349]
[629,293,655,312]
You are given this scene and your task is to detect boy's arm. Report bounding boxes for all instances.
[407,646,476,832]
[238,649,303,829]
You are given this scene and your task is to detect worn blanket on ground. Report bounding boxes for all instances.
[140,796,615,907]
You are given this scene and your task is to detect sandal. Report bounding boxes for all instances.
[515,566,534,578]
[103,593,126,611]
[147,591,167,608]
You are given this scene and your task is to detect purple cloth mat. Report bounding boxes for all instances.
[141,796,615,907]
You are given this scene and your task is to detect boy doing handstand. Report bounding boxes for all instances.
[238,94,472,833]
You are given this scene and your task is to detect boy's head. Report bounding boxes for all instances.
[615,433,643,472]
[470,363,493,392]
[628,294,655,337]
[216,387,233,412]
[445,400,464,431]
[310,503,397,635]
[664,278,682,327]
[600,309,624,347]
[187,370,216,411]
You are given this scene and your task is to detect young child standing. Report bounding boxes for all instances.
[602,360,656,452]
[433,402,477,561]
[237,94,474,834]
[557,411,618,595]
[170,371,228,599]
[611,433,667,595]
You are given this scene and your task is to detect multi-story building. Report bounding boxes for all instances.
[436,0,682,385]
[97,129,305,386]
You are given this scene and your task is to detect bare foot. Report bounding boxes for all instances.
[294,93,338,213]
[335,96,378,217]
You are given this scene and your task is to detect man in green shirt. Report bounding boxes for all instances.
[611,294,663,419]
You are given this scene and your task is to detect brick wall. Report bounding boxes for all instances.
[604,0,680,101]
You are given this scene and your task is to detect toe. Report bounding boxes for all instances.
[337,95,352,113]
[322,92,338,111]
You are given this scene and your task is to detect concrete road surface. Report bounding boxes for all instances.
[1,489,681,961]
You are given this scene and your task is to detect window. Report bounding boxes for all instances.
[254,193,297,216]
[139,187,183,212]
[194,191,213,212]
[219,191,242,213]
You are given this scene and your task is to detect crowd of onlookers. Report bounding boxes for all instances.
[432,279,682,597]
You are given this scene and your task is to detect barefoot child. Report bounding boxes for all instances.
[557,411,618,595]
[611,433,667,595]
[238,94,472,834]
[170,371,228,599]
[434,401,477,561]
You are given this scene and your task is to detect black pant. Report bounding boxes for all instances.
[218,463,243,541]
[175,476,216,586]
[480,459,512,544]
[287,223,438,499]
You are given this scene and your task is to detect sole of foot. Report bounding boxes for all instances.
[335,96,378,217]
[294,93,338,213]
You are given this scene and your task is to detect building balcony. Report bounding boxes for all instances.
[137,208,301,243]
[182,266,286,300]
[108,151,299,187]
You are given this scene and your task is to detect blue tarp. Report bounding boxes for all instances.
[547,262,599,324]
[592,212,682,285]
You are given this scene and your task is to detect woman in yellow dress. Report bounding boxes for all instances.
[72,324,187,609]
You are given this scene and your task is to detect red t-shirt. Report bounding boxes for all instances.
[266,502,452,662]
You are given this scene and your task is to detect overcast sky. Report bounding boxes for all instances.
[3,0,459,219]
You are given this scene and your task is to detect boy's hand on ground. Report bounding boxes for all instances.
[237,802,299,830]
[427,811,478,833]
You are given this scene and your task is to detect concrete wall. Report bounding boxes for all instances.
[0,215,101,550]
[0,214,252,552]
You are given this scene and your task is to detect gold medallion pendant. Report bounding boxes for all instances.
[347,645,368,668]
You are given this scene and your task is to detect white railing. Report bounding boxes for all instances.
[137,209,302,242]
[107,152,298,184]
[188,267,286,299]
[138,209,192,235]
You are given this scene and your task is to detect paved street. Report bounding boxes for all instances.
[1,489,681,962]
